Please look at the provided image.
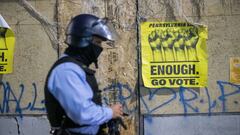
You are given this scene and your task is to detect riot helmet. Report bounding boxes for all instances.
[65,14,118,48]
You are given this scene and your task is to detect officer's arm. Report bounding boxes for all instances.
[48,63,113,125]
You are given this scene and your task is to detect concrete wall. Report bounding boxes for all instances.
[144,114,240,135]
[0,0,240,135]
[139,0,240,134]
[0,0,57,134]
[0,116,50,135]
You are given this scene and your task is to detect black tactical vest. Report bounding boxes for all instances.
[44,56,102,128]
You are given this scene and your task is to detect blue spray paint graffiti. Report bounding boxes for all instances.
[0,81,45,117]
[103,82,137,114]
[217,81,240,112]
[204,87,217,115]
[140,81,240,116]
[140,88,176,114]
[0,80,239,117]
[179,87,199,115]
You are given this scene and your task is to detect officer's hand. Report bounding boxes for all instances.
[110,103,123,119]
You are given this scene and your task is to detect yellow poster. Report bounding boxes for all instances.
[230,57,240,84]
[0,15,15,74]
[141,22,208,88]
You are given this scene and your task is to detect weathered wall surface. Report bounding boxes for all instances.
[0,0,57,134]
[139,0,240,134]
[57,0,138,134]
[0,0,240,135]
[139,0,240,114]
[144,115,240,135]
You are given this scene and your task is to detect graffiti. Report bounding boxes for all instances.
[204,87,217,115]
[102,82,137,114]
[101,80,240,116]
[0,80,240,117]
[0,80,137,117]
[179,87,199,114]
[0,81,45,117]
[140,88,176,114]
[217,81,240,112]
[141,81,240,115]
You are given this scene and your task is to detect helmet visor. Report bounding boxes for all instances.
[91,18,119,43]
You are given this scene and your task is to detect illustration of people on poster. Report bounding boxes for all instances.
[141,22,208,88]
[0,15,15,74]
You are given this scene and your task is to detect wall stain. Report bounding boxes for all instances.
[164,0,176,21]
[190,0,205,21]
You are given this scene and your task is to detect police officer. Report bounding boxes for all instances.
[44,14,123,135]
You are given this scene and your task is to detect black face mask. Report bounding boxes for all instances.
[64,44,103,68]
